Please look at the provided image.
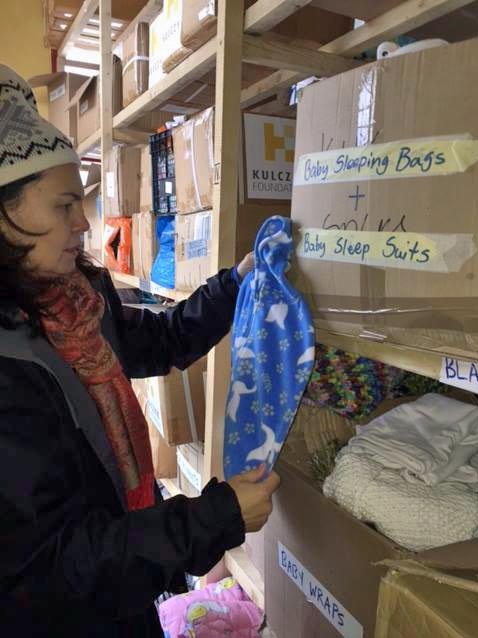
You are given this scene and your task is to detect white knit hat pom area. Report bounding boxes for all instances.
[0,65,79,188]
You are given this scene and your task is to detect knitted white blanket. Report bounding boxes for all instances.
[323,394,478,551]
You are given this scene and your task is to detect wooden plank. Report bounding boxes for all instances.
[225,547,265,610]
[77,128,150,156]
[244,0,312,33]
[58,0,99,57]
[99,0,112,265]
[242,33,360,77]
[114,37,217,129]
[203,0,244,484]
[160,478,182,498]
[321,0,477,57]
[240,0,476,107]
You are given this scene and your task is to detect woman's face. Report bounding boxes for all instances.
[3,163,90,277]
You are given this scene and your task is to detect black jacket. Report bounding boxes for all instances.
[0,268,245,637]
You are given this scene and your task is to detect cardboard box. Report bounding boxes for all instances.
[241,113,296,203]
[132,378,177,479]
[145,356,207,446]
[375,564,478,638]
[132,211,157,280]
[140,144,153,212]
[70,57,122,145]
[306,0,402,21]
[104,145,141,217]
[175,203,291,292]
[120,21,149,107]
[291,38,478,359]
[265,455,478,638]
[181,0,217,51]
[29,71,85,146]
[173,106,214,214]
[177,442,204,497]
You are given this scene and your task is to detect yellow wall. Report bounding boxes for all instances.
[0,0,51,117]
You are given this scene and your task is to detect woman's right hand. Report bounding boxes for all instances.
[227,464,280,533]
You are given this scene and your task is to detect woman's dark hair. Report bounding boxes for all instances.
[0,171,101,331]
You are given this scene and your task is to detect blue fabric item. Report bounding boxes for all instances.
[223,216,315,479]
[151,215,175,289]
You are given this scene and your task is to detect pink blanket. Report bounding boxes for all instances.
[159,578,264,638]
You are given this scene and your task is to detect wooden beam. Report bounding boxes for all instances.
[321,0,477,57]
[240,0,476,107]
[225,548,265,610]
[58,0,99,58]
[243,33,360,77]
[244,0,312,33]
[99,0,112,266]
[114,37,217,129]
[203,0,244,484]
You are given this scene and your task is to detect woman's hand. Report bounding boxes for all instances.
[228,464,280,532]
[236,252,255,280]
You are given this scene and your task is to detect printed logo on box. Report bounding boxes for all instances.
[278,542,363,638]
[244,114,295,200]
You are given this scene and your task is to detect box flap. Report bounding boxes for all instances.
[417,538,478,571]
[379,558,478,593]
[84,162,101,187]
[28,72,66,88]
[68,75,97,110]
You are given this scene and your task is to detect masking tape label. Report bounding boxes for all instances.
[440,357,478,394]
[297,228,475,273]
[294,137,478,185]
[278,542,363,638]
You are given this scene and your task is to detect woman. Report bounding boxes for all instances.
[0,66,280,637]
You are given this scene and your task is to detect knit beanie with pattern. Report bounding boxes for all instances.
[0,65,79,188]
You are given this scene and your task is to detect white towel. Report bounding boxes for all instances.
[348,393,478,487]
[323,454,478,551]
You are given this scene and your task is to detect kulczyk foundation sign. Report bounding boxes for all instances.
[243,113,296,200]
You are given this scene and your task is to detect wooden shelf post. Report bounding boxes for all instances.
[99,0,113,265]
[203,0,245,485]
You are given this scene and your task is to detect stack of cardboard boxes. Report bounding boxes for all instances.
[266,37,478,638]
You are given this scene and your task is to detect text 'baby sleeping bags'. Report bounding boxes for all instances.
[223,216,315,479]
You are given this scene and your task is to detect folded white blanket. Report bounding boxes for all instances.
[348,393,478,487]
[323,454,478,551]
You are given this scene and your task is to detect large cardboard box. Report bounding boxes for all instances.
[104,145,141,217]
[375,564,478,638]
[175,203,291,292]
[145,356,207,446]
[265,454,478,638]
[29,72,86,147]
[177,442,204,497]
[132,378,177,479]
[132,211,157,280]
[173,107,214,214]
[120,21,149,107]
[291,38,478,359]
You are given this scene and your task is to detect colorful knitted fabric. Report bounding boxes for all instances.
[302,343,447,422]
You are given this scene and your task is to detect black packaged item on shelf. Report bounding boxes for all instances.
[150,130,177,214]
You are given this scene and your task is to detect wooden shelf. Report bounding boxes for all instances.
[225,546,265,611]
[315,327,478,383]
[112,271,190,301]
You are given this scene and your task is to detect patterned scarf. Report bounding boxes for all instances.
[40,270,155,511]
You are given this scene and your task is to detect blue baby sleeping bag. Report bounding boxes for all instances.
[223,216,315,479]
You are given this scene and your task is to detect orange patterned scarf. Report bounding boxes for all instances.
[40,270,155,511]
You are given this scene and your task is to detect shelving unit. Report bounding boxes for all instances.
[54,0,477,614]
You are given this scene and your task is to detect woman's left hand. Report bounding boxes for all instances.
[236,252,255,280]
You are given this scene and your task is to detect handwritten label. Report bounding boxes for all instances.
[49,83,66,103]
[177,450,202,492]
[295,137,478,185]
[106,172,115,199]
[297,229,475,273]
[440,357,478,394]
[278,543,363,638]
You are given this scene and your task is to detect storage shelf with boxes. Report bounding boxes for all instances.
[48,0,478,631]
